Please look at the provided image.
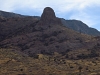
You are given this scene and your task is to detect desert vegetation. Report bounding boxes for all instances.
[0,48,100,75]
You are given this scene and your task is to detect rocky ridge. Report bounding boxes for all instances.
[0,9,100,36]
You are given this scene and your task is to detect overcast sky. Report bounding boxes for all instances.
[0,0,100,31]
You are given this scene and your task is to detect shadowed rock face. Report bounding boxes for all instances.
[40,7,56,22]
[36,7,62,29]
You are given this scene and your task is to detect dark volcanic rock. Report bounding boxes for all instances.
[36,7,62,29]
[40,7,56,22]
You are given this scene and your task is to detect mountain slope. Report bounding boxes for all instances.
[0,16,39,42]
[0,7,100,75]
[61,18,100,36]
[0,7,98,56]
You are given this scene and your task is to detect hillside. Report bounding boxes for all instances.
[0,7,100,75]
[0,48,100,75]
[0,10,24,18]
[0,7,100,58]
[0,7,97,55]
[61,18,100,36]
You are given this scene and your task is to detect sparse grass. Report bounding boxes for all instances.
[0,48,100,75]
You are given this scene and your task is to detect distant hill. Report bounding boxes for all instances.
[61,18,100,36]
[0,10,24,18]
[0,10,40,19]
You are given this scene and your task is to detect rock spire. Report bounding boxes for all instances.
[36,7,62,29]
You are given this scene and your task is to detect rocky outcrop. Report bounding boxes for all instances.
[41,7,56,22]
[36,7,62,29]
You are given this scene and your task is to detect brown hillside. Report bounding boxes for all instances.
[0,7,100,75]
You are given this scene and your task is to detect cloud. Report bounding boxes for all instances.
[0,0,100,12]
